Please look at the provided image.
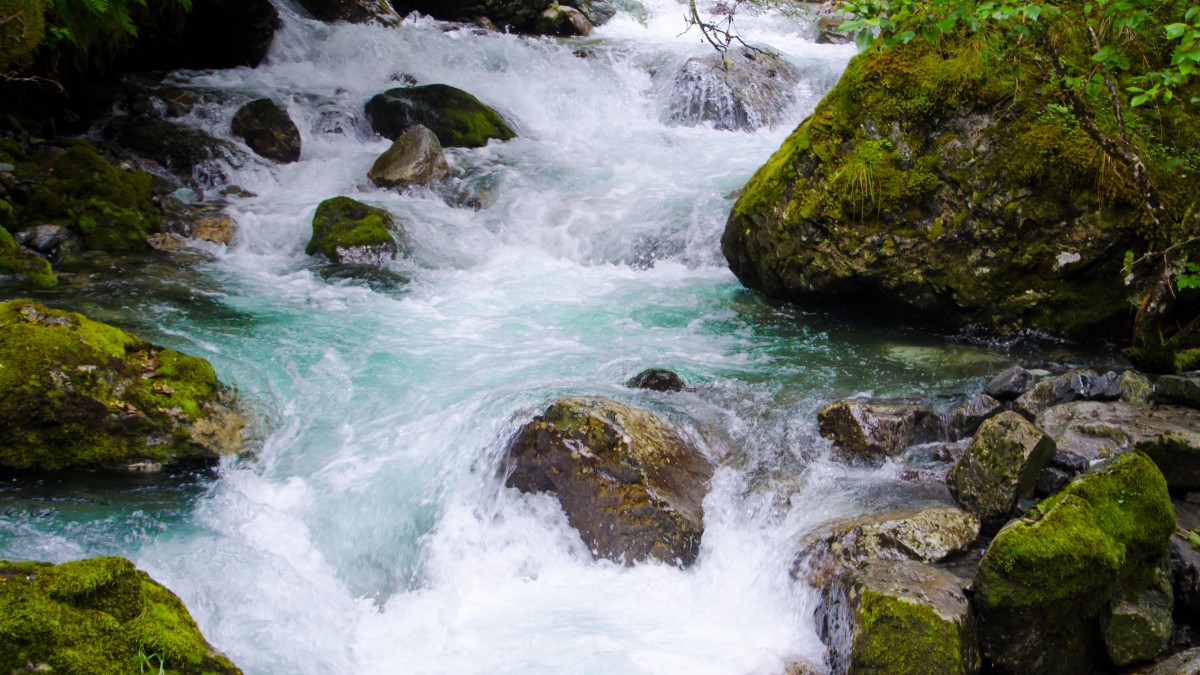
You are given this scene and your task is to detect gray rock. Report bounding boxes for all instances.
[946,411,1056,528]
[1135,647,1200,675]
[818,399,944,464]
[791,506,980,586]
[626,368,686,392]
[312,102,373,141]
[577,0,615,26]
[985,365,1037,400]
[663,47,802,132]
[1156,373,1200,409]
[368,125,451,190]
[1035,466,1070,497]
[950,393,1003,439]
[14,224,80,260]
[1101,558,1173,666]
[1051,450,1091,474]
[535,4,592,36]
[1015,369,1120,418]
[504,397,713,567]
[816,559,980,675]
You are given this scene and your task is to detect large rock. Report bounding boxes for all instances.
[1014,369,1121,418]
[721,29,1198,341]
[818,399,943,464]
[504,397,713,566]
[663,47,802,132]
[0,300,245,472]
[296,0,399,23]
[534,4,592,36]
[121,0,278,71]
[306,197,401,266]
[946,412,1056,528]
[364,84,517,148]
[368,125,451,190]
[0,557,240,673]
[390,0,553,32]
[817,559,980,674]
[791,506,979,585]
[1155,373,1200,409]
[231,98,302,164]
[973,452,1175,674]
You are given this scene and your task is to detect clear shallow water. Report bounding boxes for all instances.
[0,2,1123,673]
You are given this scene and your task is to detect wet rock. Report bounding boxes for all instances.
[973,452,1175,674]
[1034,466,1070,497]
[1052,450,1091,474]
[817,559,980,675]
[791,506,980,586]
[13,224,80,261]
[946,411,1056,528]
[191,214,235,245]
[815,15,852,44]
[535,4,592,36]
[0,557,242,674]
[368,125,451,190]
[104,117,243,186]
[1155,373,1200,409]
[663,47,802,132]
[296,0,398,23]
[365,84,517,148]
[0,226,56,287]
[504,397,713,566]
[1035,401,1200,487]
[626,368,686,392]
[1120,370,1153,403]
[1015,370,1121,418]
[933,438,971,463]
[985,365,1037,401]
[1101,557,1173,666]
[391,0,553,32]
[306,196,401,266]
[0,299,246,472]
[312,102,373,141]
[818,399,943,465]
[122,0,278,71]
[231,98,302,164]
[577,0,615,26]
[950,393,1002,439]
[1170,503,1200,618]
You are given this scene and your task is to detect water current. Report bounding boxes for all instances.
[0,1,1124,672]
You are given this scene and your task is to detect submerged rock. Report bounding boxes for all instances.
[306,196,401,266]
[663,47,802,132]
[365,84,516,148]
[231,98,302,164]
[0,300,245,472]
[0,557,241,674]
[817,559,980,675]
[792,506,979,586]
[973,452,1175,674]
[625,368,686,392]
[817,399,943,464]
[504,397,713,566]
[368,125,451,190]
[946,411,1056,528]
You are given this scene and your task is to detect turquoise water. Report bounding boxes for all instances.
[0,2,1120,672]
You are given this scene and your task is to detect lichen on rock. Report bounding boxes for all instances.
[0,299,245,472]
[0,556,241,674]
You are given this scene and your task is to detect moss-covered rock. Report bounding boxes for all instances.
[721,19,1200,342]
[973,451,1175,674]
[1100,557,1172,667]
[231,98,302,164]
[0,556,241,674]
[306,196,401,266]
[504,397,713,566]
[0,224,57,287]
[24,143,160,250]
[0,299,245,472]
[947,411,1056,528]
[818,559,980,674]
[364,84,516,149]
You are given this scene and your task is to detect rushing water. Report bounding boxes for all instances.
[0,2,1123,673]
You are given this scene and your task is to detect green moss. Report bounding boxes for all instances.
[26,143,160,250]
[974,452,1174,673]
[364,84,516,149]
[0,299,240,471]
[306,196,396,263]
[0,0,45,72]
[0,225,57,287]
[0,557,241,674]
[850,590,973,674]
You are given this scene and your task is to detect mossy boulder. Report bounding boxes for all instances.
[0,557,240,674]
[973,451,1175,674]
[1100,558,1172,667]
[0,299,245,472]
[25,143,160,250]
[306,196,401,266]
[792,506,980,586]
[817,399,943,465]
[947,411,1056,528]
[0,224,57,287]
[721,21,1200,342]
[231,98,302,164]
[364,84,516,149]
[817,559,980,675]
[504,397,714,566]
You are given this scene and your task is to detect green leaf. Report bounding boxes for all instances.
[1130,93,1151,106]
[855,28,874,52]
[1166,23,1188,39]
[1024,4,1041,20]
